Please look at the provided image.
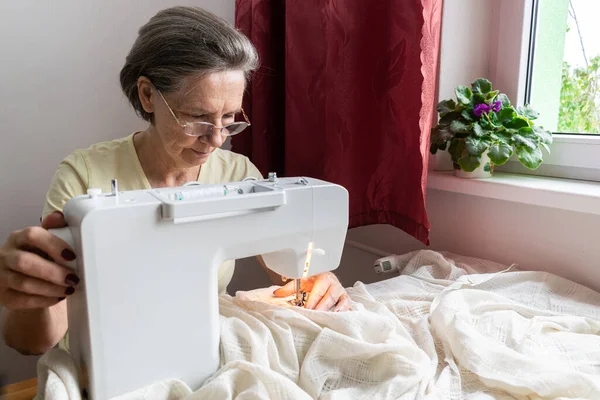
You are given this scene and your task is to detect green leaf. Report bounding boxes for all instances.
[479,116,492,130]
[472,78,492,95]
[517,127,542,143]
[504,117,530,129]
[472,93,486,105]
[488,142,513,165]
[448,138,466,163]
[497,93,511,107]
[512,128,538,150]
[449,120,471,134]
[439,127,454,143]
[494,129,514,144]
[430,142,448,154]
[473,122,487,137]
[541,142,551,154]
[461,109,473,121]
[492,118,504,129]
[517,126,535,136]
[516,145,543,169]
[489,112,498,124]
[496,106,516,123]
[458,155,482,172]
[430,127,441,146]
[465,136,490,156]
[488,112,503,128]
[455,86,473,105]
[486,90,499,101]
[430,126,454,148]
[438,111,461,126]
[533,126,553,145]
[516,104,539,120]
[437,99,457,115]
[440,127,453,141]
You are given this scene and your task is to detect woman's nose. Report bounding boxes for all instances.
[207,129,225,147]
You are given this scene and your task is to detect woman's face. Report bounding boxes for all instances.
[143,70,246,168]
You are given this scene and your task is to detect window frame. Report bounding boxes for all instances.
[489,0,600,182]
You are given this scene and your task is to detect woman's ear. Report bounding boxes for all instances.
[137,76,154,114]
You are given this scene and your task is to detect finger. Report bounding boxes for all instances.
[273,279,296,297]
[0,289,64,310]
[304,276,332,310]
[314,285,339,311]
[41,211,67,230]
[333,293,352,312]
[6,250,79,287]
[11,226,76,266]
[1,270,76,297]
[273,278,313,297]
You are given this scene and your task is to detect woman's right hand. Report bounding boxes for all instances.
[0,211,80,310]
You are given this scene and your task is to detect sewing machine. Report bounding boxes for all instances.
[49,175,349,399]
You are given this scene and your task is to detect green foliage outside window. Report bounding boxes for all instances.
[558,56,600,134]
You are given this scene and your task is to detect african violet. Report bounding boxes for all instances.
[430,78,552,172]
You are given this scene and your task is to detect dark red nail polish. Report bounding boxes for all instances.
[65,287,75,295]
[62,249,76,261]
[57,297,66,302]
[65,273,80,286]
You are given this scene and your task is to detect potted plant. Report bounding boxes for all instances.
[430,78,553,178]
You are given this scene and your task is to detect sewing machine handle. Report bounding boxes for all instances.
[48,227,78,271]
[159,189,286,223]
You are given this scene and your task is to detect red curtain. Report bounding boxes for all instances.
[234,0,443,245]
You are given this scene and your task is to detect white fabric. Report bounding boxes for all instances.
[36,250,600,399]
[35,347,80,399]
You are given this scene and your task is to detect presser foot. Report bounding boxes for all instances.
[288,291,307,307]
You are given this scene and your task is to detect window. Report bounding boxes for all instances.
[527,0,600,135]
[492,0,600,181]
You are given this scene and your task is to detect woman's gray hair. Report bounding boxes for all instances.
[120,6,259,122]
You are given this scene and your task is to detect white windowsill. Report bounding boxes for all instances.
[427,171,600,215]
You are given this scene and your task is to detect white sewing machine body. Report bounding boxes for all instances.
[51,176,349,399]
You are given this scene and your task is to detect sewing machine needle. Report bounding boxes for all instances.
[295,278,302,306]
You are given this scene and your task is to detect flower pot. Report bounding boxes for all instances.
[453,150,493,179]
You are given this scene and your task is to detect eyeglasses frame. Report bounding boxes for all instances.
[156,89,251,137]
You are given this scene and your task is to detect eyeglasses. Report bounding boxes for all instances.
[157,90,250,137]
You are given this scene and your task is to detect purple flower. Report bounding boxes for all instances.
[473,101,501,118]
[473,103,491,117]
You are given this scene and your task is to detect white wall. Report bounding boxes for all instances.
[0,0,234,386]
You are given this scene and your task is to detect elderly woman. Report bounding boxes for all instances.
[0,6,350,355]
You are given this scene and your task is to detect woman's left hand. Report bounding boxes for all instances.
[273,272,351,311]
